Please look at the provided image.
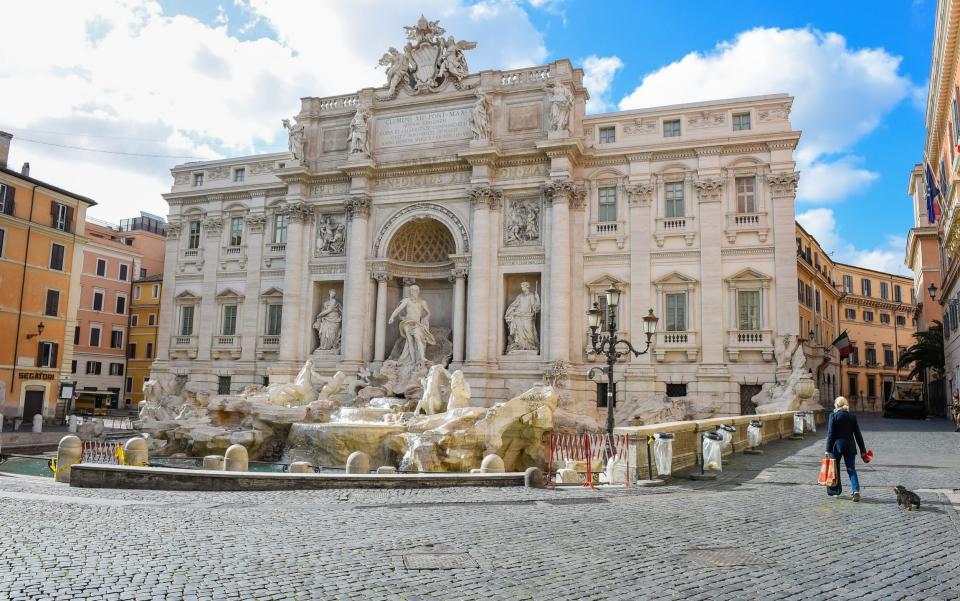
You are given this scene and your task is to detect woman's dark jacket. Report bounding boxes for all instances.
[825,409,866,455]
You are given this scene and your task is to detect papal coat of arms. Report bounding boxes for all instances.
[378,15,477,97]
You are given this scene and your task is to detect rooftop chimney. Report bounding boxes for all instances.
[20,162,29,177]
[0,131,11,169]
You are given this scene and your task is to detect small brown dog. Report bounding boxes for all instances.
[894,485,921,511]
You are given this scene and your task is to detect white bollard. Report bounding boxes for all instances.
[480,454,505,473]
[55,435,82,484]
[32,414,43,433]
[123,438,149,466]
[223,444,249,472]
[345,451,370,474]
[202,455,225,470]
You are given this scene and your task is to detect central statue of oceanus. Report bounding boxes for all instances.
[388,285,435,366]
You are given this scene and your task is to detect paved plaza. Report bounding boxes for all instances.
[0,416,959,600]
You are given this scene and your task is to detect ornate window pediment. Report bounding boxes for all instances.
[260,287,284,299]
[216,287,245,302]
[174,290,200,301]
[654,271,698,287]
[725,268,771,285]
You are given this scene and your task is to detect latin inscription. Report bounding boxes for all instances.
[377,109,471,148]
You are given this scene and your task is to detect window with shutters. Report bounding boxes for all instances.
[598,187,617,222]
[89,325,101,347]
[44,289,59,317]
[0,183,14,215]
[119,264,128,281]
[883,347,894,367]
[842,275,853,293]
[109,363,124,376]
[38,341,58,368]
[861,278,871,297]
[49,243,65,270]
[148,313,156,326]
[139,267,147,279]
[845,308,856,319]
[128,343,137,358]
[863,310,874,322]
[134,286,141,300]
[152,284,159,298]
[865,345,877,365]
[73,326,80,345]
[894,285,902,302]
[85,361,102,375]
[96,259,106,277]
[880,313,890,324]
[116,294,126,314]
[146,342,154,359]
[896,315,906,326]
[51,202,69,231]
[126,377,133,393]
[92,289,104,311]
[266,304,282,335]
[0,228,5,257]
[665,181,684,218]
[880,282,889,300]
[110,329,123,349]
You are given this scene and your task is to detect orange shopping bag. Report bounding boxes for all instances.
[817,453,838,486]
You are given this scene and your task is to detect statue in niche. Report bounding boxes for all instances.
[313,289,342,352]
[470,92,490,141]
[281,117,305,164]
[388,284,436,366]
[505,281,541,353]
[548,82,573,132]
[348,107,371,155]
[316,214,346,256]
[506,200,540,245]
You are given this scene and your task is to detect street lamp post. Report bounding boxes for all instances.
[586,284,658,459]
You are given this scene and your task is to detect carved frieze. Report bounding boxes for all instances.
[207,166,230,181]
[694,178,725,202]
[767,171,800,197]
[249,161,275,175]
[758,103,791,122]
[504,198,541,246]
[315,213,347,256]
[371,170,470,191]
[309,264,347,275]
[173,172,192,186]
[308,181,350,197]
[499,253,544,266]
[687,111,726,129]
[625,183,655,206]
[623,118,657,136]
[495,162,549,180]
[344,195,371,221]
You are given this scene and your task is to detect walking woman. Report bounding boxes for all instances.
[825,396,868,501]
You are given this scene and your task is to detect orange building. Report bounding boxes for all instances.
[0,132,95,424]
[906,164,943,331]
[127,274,163,407]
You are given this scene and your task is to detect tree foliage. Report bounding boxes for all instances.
[897,320,945,380]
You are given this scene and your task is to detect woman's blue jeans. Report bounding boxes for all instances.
[831,441,860,493]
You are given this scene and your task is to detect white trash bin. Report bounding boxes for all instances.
[793,413,805,435]
[702,431,723,472]
[716,425,735,451]
[653,432,675,476]
[747,420,763,448]
[804,412,816,433]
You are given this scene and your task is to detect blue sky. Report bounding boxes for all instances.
[0,1,935,273]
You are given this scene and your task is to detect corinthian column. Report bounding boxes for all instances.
[278,203,312,362]
[372,271,389,362]
[768,172,801,336]
[543,180,583,362]
[450,266,468,364]
[341,194,371,365]
[465,186,502,365]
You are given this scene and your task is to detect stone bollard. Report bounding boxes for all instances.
[376,466,397,474]
[123,437,149,466]
[55,435,82,484]
[68,415,78,433]
[480,454,505,473]
[289,461,313,474]
[223,445,249,472]
[202,455,225,470]
[345,451,370,474]
[32,414,43,433]
[524,467,545,488]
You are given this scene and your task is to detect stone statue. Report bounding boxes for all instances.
[378,47,411,96]
[318,371,347,401]
[506,200,540,245]
[549,82,573,132]
[378,17,476,96]
[470,92,490,141]
[505,282,541,353]
[313,290,342,352]
[349,107,370,155]
[316,214,345,256]
[437,35,475,83]
[268,359,318,406]
[281,117,305,163]
[447,370,471,410]
[388,284,436,366]
[414,364,449,415]
[774,334,799,371]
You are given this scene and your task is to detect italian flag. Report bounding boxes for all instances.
[831,330,852,359]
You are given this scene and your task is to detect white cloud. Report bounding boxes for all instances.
[581,55,623,114]
[0,0,548,223]
[797,156,879,203]
[618,27,917,203]
[797,208,910,275]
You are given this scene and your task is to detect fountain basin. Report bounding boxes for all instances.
[285,422,406,468]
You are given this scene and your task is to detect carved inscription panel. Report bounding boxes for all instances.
[322,127,349,152]
[508,104,542,131]
[377,108,471,148]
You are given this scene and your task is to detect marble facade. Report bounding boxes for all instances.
[152,18,801,421]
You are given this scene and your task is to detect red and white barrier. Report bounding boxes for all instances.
[545,431,631,490]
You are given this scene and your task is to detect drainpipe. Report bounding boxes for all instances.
[9,183,38,423]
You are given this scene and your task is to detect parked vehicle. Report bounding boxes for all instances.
[883,381,926,419]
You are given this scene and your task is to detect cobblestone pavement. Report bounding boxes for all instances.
[1,415,959,600]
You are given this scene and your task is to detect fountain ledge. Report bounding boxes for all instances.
[69,464,526,491]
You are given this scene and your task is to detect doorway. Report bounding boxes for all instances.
[740,384,762,415]
[23,389,44,425]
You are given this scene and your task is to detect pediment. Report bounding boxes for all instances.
[725,268,771,283]
[260,286,284,298]
[175,289,200,300]
[216,287,245,300]
[587,274,627,288]
[654,271,697,285]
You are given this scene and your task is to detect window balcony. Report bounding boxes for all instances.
[212,335,242,359]
[724,211,769,243]
[587,220,626,250]
[256,334,281,360]
[264,242,287,268]
[726,329,774,362]
[653,331,699,361]
[170,335,198,359]
[219,245,247,271]
[178,248,204,273]
[654,216,696,247]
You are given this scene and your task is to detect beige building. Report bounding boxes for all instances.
[795,223,842,403]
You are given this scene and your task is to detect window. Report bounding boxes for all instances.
[234,167,246,182]
[663,119,681,137]
[883,347,894,367]
[222,304,238,336]
[152,284,159,298]
[880,313,890,325]
[119,264,128,281]
[134,286,141,300]
[0,183,14,215]
[598,187,617,222]
[865,346,877,365]
[737,290,761,330]
[842,275,853,293]
[128,343,137,359]
[797,279,805,304]
[0,228,4,257]
[867,376,876,397]
[49,243,65,270]
[116,294,126,314]
[148,314,156,326]
[665,181,684,218]
[44,289,59,317]
[847,374,858,396]
[193,173,204,186]
[266,304,282,335]
[126,377,133,393]
[188,220,201,249]
[180,306,195,336]
[665,292,687,331]
[85,361,102,375]
[273,214,288,244]
[666,383,687,397]
[109,363,124,376]
[110,329,123,349]
[218,376,231,395]
[51,202,69,231]
[896,315,906,327]
[96,259,106,277]
[71,360,77,374]
[73,326,80,345]
[89,325,101,347]
[863,310,874,322]
[146,342,154,359]
[92,290,104,311]
[880,282,889,300]
[732,112,751,131]
[845,308,856,320]
[850,346,860,365]
[861,278,871,297]
[815,289,821,313]
[735,177,756,213]
[229,217,243,246]
[598,126,615,144]
[139,267,147,279]
[38,342,58,368]
[894,285,902,302]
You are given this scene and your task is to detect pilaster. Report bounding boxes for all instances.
[341,194,371,366]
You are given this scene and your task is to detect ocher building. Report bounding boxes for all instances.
[0,132,95,423]
[127,274,163,407]
[795,223,842,402]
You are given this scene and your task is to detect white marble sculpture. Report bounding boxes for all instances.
[752,344,820,413]
[378,46,411,97]
[377,17,476,95]
[318,371,347,401]
[281,117,305,164]
[437,35,474,83]
[447,370,471,410]
[505,282,541,353]
[388,284,435,366]
[316,214,345,256]
[349,107,370,155]
[470,92,490,141]
[313,290,343,352]
[415,363,449,415]
[506,200,540,245]
[549,82,573,132]
[267,359,318,406]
